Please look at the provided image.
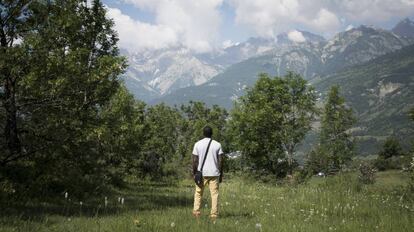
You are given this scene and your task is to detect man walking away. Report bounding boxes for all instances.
[192,126,224,219]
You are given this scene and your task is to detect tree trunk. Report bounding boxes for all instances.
[4,75,21,156]
[1,27,21,163]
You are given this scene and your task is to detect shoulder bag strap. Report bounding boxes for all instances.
[200,139,213,172]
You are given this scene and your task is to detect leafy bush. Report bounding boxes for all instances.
[374,156,389,171]
[408,155,414,193]
[374,137,406,171]
[378,137,404,159]
[358,162,376,185]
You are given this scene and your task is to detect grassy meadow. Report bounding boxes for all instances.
[0,171,413,232]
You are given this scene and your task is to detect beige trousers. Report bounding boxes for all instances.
[193,176,219,217]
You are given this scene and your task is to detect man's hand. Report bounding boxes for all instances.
[219,174,223,183]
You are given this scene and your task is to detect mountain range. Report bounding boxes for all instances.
[122,18,414,155]
[123,19,414,104]
[153,22,414,108]
[122,29,330,101]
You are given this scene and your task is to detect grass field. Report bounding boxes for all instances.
[1,171,413,232]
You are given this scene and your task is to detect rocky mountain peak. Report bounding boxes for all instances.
[392,18,414,38]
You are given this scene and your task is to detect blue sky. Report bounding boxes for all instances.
[102,0,414,53]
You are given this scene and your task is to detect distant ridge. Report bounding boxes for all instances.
[392,18,414,38]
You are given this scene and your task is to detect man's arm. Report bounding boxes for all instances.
[218,154,223,183]
[192,155,199,175]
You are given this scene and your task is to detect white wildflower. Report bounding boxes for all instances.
[255,223,262,230]
[64,192,68,199]
[170,222,175,227]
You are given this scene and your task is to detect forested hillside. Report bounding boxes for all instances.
[312,44,414,154]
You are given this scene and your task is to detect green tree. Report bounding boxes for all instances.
[97,85,146,185]
[374,137,405,171]
[181,102,228,143]
[1,0,126,198]
[142,104,183,178]
[319,86,356,173]
[280,73,318,173]
[0,0,36,166]
[379,137,404,159]
[228,73,317,176]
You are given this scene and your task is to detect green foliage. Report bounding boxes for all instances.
[304,147,330,174]
[374,137,406,171]
[408,155,414,193]
[228,72,316,176]
[317,86,356,173]
[140,104,183,179]
[98,86,146,185]
[0,0,127,199]
[358,162,376,185]
[107,101,229,181]
[378,137,404,159]
[410,108,414,121]
[408,108,414,193]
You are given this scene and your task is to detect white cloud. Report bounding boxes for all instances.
[116,0,224,53]
[304,8,340,32]
[229,0,301,37]
[287,30,305,43]
[107,8,178,52]
[229,0,414,38]
[336,0,414,23]
[109,0,414,52]
[229,0,340,37]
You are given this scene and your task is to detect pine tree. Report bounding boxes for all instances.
[319,86,356,173]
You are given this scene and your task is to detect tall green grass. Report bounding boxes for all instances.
[1,171,413,232]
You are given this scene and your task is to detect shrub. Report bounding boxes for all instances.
[374,137,406,171]
[408,155,414,193]
[378,137,404,159]
[374,156,389,171]
[358,162,376,185]
[304,146,344,175]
